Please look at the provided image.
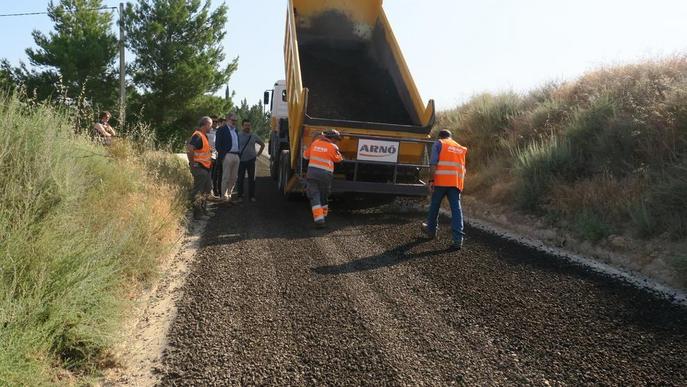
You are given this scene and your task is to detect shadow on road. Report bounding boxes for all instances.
[311,238,453,275]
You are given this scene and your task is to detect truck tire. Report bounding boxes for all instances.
[269,134,280,180]
[279,150,299,201]
[270,157,279,181]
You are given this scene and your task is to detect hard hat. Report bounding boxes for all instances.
[323,129,342,140]
[438,129,452,139]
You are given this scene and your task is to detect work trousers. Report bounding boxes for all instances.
[305,167,333,223]
[426,186,464,244]
[221,153,240,199]
[190,165,212,204]
[211,158,223,197]
[236,159,256,199]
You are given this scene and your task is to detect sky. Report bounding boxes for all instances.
[1,1,687,111]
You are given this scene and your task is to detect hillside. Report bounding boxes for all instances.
[439,56,687,285]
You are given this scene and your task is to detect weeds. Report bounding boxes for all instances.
[0,92,190,385]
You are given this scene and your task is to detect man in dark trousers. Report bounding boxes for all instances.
[235,119,265,202]
[421,129,468,250]
[215,113,241,203]
[209,116,223,199]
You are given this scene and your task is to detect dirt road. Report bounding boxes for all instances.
[160,158,687,385]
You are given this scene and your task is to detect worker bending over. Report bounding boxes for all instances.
[421,129,468,250]
[303,129,344,228]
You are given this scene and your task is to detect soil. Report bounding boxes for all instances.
[97,211,208,386]
[156,159,687,385]
[299,42,414,125]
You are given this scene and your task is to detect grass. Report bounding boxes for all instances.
[0,92,191,385]
[439,56,687,278]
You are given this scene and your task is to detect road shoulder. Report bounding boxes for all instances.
[98,215,209,386]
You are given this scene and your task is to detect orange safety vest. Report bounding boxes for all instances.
[303,138,343,173]
[434,138,467,190]
[192,131,212,169]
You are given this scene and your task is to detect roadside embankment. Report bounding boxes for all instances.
[439,56,687,289]
[0,93,191,385]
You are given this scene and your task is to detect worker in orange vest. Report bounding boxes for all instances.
[421,129,467,250]
[186,116,214,220]
[303,129,344,228]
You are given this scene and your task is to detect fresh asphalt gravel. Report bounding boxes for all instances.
[160,160,687,386]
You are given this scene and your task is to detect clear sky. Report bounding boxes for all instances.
[2,1,687,110]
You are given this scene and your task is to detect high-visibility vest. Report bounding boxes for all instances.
[434,138,467,190]
[303,138,343,173]
[192,131,212,169]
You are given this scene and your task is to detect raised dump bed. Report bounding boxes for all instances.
[267,0,437,197]
[299,41,413,125]
[295,6,425,129]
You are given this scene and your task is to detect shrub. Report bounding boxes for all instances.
[513,135,573,210]
[573,210,612,242]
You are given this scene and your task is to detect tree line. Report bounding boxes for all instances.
[0,0,270,147]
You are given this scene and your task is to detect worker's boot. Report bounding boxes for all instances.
[315,220,326,229]
[201,198,213,216]
[193,206,209,221]
[449,240,463,251]
[420,222,437,239]
[192,197,210,220]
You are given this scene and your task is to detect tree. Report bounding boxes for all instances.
[0,60,15,91]
[25,0,118,107]
[125,0,238,141]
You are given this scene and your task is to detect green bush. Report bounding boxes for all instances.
[573,210,612,242]
[644,158,687,238]
[513,135,573,210]
[0,93,190,385]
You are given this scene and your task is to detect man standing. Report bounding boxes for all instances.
[211,116,225,198]
[303,129,343,228]
[236,119,265,202]
[215,113,241,203]
[207,116,220,200]
[421,129,468,250]
[186,116,214,220]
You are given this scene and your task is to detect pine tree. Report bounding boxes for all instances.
[125,0,237,141]
[25,0,118,107]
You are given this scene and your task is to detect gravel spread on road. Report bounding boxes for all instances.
[160,162,687,386]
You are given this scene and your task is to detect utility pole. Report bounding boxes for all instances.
[118,2,126,128]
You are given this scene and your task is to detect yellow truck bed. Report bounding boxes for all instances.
[280,0,435,196]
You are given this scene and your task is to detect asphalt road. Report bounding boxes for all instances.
[160,158,687,386]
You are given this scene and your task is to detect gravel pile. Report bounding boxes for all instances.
[299,42,413,125]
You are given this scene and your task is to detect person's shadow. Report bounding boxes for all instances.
[312,238,453,275]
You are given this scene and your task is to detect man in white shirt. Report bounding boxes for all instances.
[216,113,241,203]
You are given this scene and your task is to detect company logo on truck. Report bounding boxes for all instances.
[357,139,400,163]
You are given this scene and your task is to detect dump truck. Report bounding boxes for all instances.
[265,0,435,198]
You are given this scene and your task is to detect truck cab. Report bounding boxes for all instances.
[266,80,289,179]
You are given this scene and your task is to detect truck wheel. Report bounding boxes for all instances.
[270,156,279,180]
[269,133,280,180]
[279,150,299,201]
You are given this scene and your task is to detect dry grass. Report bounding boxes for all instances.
[0,92,191,385]
[439,55,687,262]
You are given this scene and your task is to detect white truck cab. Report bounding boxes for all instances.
[263,80,289,179]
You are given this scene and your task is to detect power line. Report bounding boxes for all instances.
[0,7,117,18]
